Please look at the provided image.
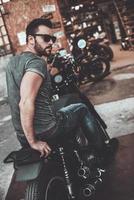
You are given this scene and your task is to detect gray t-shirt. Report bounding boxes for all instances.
[6,52,56,140]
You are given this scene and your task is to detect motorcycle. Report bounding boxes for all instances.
[50,49,110,137]
[50,47,110,87]
[4,51,118,200]
[4,129,109,200]
[120,36,134,51]
[72,32,114,62]
[71,37,111,83]
[48,50,80,95]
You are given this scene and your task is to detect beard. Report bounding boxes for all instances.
[34,40,52,57]
[44,46,52,57]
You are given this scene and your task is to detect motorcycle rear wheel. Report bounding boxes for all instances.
[88,57,110,82]
[24,164,69,200]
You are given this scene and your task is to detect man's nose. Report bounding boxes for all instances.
[49,39,53,45]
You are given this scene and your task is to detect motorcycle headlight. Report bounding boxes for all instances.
[77,39,86,49]
[54,74,63,83]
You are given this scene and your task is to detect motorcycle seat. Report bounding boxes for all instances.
[3,147,42,168]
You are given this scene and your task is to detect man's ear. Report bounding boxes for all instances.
[27,35,35,46]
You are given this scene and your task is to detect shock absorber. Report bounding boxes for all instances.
[58,147,76,199]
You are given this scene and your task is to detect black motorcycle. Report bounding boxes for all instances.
[4,108,118,200]
[49,48,111,86]
[4,53,118,200]
[71,38,111,83]
[72,33,114,62]
[120,36,133,50]
[4,128,110,200]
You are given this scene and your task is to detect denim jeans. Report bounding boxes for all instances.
[19,103,104,152]
[52,103,104,151]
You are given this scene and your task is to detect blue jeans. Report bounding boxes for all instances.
[52,103,104,151]
[19,103,104,151]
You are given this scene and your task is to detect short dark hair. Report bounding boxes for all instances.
[26,18,52,43]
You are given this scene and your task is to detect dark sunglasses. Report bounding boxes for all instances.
[33,34,56,43]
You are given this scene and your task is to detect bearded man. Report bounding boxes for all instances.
[6,18,113,160]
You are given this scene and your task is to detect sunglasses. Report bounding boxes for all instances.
[33,34,56,43]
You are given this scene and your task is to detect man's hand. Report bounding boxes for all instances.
[30,140,51,157]
[50,67,59,76]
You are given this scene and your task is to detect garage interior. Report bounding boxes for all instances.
[0,0,134,54]
[0,0,134,200]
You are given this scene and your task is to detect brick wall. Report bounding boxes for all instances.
[3,0,68,54]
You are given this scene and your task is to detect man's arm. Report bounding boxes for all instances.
[19,71,51,157]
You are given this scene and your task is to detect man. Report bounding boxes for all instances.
[6,18,112,159]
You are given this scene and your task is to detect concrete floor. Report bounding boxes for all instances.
[95,133,134,200]
[110,43,134,69]
[0,44,134,200]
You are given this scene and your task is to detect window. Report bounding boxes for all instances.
[0,0,10,3]
[0,1,12,56]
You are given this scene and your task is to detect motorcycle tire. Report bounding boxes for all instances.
[24,162,69,200]
[88,56,110,82]
[97,45,114,61]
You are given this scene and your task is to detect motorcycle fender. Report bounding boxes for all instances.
[15,161,43,182]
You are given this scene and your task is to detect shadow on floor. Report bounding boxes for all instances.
[95,133,134,200]
[5,133,134,200]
